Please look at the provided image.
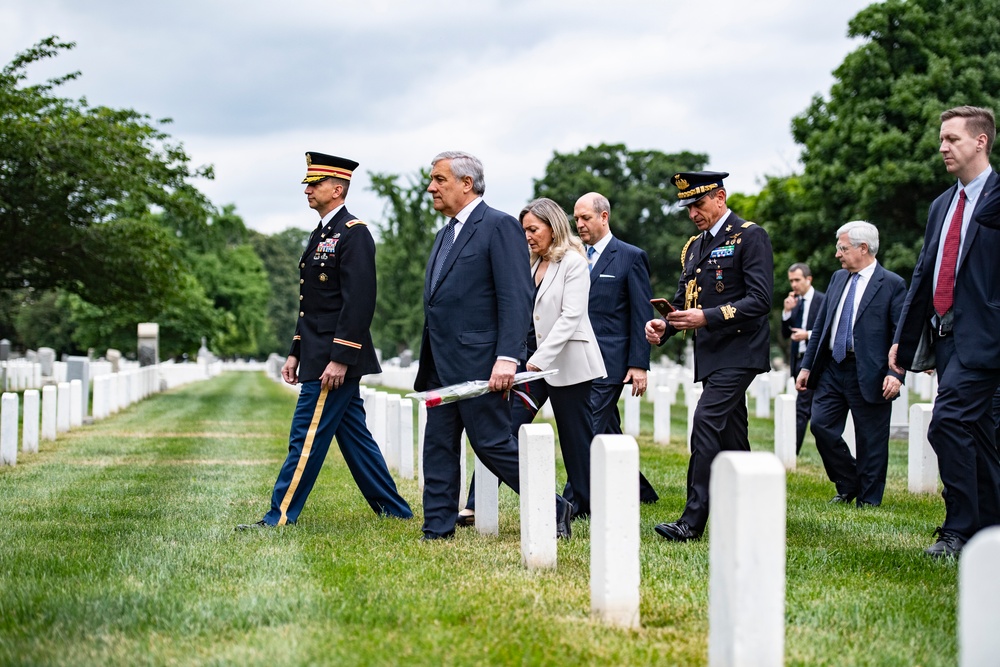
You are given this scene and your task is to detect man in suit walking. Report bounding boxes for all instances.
[415,151,572,540]
[573,192,660,506]
[796,221,905,507]
[645,171,773,541]
[890,105,1000,557]
[238,152,412,530]
[781,263,826,453]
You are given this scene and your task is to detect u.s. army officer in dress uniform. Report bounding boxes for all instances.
[238,152,411,529]
[645,171,773,541]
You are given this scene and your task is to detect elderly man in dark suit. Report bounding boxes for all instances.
[796,221,905,508]
[573,192,660,507]
[645,171,773,541]
[238,152,411,530]
[890,105,1000,558]
[415,151,573,541]
[782,263,826,454]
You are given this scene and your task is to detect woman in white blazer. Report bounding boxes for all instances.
[515,198,607,519]
[459,198,607,525]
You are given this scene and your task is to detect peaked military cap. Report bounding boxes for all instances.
[302,152,359,184]
[672,171,730,206]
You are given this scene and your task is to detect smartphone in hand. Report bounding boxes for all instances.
[650,298,676,317]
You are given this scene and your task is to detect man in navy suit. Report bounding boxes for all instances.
[415,151,572,540]
[238,152,411,530]
[782,263,825,454]
[645,172,773,541]
[796,221,905,507]
[573,192,660,506]
[890,105,1000,558]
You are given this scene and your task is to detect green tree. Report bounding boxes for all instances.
[250,227,311,356]
[369,170,439,357]
[785,0,1000,285]
[0,37,211,310]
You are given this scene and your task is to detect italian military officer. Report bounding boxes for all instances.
[645,171,773,541]
[238,152,412,529]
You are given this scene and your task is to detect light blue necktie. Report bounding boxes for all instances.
[587,245,596,271]
[430,218,457,289]
[832,273,860,363]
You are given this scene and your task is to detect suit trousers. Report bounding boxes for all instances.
[810,357,891,505]
[680,367,757,532]
[928,335,1000,539]
[263,378,412,526]
[583,382,660,504]
[795,387,815,454]
[422,363,522,538]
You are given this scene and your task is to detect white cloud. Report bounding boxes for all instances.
[1,0,872,235]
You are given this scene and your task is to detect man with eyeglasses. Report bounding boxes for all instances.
[796,221,905,510]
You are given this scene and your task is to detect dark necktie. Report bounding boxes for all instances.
[586,245,596,271]
[933,188,966,317]
[832,273,860,363]
[431,218,458,289]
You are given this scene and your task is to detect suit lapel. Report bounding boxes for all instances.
[429,201,484,295]
[535,257,559,302]
[823,272,848,341]
[959,171,1000,268]
[591,237,617,279]
[855,265,882,321]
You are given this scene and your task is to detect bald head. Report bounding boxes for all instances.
[573,192,611,245]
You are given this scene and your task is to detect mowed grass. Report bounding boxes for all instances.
[0,372,956,666]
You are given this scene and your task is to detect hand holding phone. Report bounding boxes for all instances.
[650,298,676,318]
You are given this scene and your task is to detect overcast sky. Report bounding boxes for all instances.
[2,0,874,236]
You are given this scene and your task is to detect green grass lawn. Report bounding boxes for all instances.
[0,372,956,666]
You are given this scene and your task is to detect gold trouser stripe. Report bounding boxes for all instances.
[277,387,329,525]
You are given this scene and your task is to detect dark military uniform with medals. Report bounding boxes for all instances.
[656,172,773,539]
[255,153,411,528]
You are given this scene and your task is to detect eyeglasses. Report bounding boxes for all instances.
[835,244,854,253]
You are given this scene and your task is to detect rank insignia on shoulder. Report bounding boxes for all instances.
[345,219,366,228]
[721,304,737,320]
[741,221,756,228]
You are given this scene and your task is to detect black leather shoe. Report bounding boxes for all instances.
[420,532,454,542]
[654,519,701,542]
[829,492,858,504]
[556,495,572,540]
[924,527,966,558]
[456,512,475,527]
[235,520,271,531]
[856,500,880,509]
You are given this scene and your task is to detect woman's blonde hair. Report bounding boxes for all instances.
[519,197,585,264]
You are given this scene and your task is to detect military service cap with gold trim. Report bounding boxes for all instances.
[672,171,730,206]
[302,152,359,184]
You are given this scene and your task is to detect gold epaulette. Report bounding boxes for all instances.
[680,234,699,268]
[345,219,366,228]
[741,221,756,228]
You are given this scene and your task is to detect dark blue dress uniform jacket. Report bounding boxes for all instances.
[290,206,381,381]
[665,214,773,382]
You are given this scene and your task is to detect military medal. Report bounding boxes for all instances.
[716,282,725,293]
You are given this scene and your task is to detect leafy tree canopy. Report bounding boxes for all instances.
[0,36,212,309]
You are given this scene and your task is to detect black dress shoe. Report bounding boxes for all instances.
[420,532,454,541]
[456,512,475,527]
[556,495,572,540]
[924,527,966,558]
[856,500,880,509]
[235,519,271,531]
[654,519,701,542]
[829,492,858,504]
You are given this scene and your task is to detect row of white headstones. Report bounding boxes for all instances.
[354,383,995,667]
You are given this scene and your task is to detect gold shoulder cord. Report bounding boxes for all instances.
[679,234,700,337]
